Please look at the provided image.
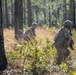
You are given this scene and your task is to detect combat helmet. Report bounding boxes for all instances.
[63,20,73,29]
[32,22,38,26]
[32,22,38,29]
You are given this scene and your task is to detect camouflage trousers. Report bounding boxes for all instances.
[54,43,70,65]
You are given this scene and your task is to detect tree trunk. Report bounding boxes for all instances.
[14,0,23,40]
[70,0,76,29]
[63,0,66,21]
[43,0,46,24]
[27,0,32,27]
[23,0,26,24]
[2,0,5,27]
[5,0,9,28]
[11,0,15,27]
[57,7,60,20]
[35,5,38,23]
[48,0,51,26]
[43,10,46,24]
[0,0,7,71]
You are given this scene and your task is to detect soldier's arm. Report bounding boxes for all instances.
[64,29,74,49]
[65,32,74,50]
[64,29,72,41]
[23,29,33,41]
[29,29,36,39]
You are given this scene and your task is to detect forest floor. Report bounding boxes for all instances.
[0,27,76,75]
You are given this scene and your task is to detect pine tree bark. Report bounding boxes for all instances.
[35,5,39,23]
[0,0,7,71]
[27,0,32,27]
[63,0,66,21]
[70,0,76,29]
[14,0,23,40]
[23,0,26,24]
[5,0,9,28]
[11,0,15,27]
[48,0,51,26]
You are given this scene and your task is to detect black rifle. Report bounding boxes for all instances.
[69,30,74,50]
[69,40,74,50]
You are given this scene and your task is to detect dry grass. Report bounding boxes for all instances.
[4,27,57,51]
[4,28,16,51]
[36,27,57,42]
[36,27,58,48]
[3,27,76,57]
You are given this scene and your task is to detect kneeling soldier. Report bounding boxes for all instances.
[23,22,38,42]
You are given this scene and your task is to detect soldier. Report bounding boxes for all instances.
[54,20,74,65]
[23,22,38,42]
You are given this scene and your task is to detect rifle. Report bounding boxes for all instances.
[69,30,74,50]
[69,39,74,50]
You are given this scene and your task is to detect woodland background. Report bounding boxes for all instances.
[0,0,76,75]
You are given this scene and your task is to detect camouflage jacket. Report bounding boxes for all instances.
[54,27,73,48]
[23,27,36,40]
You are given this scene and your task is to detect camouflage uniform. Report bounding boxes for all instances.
[54,20,73,65]
[23,22,38,42]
